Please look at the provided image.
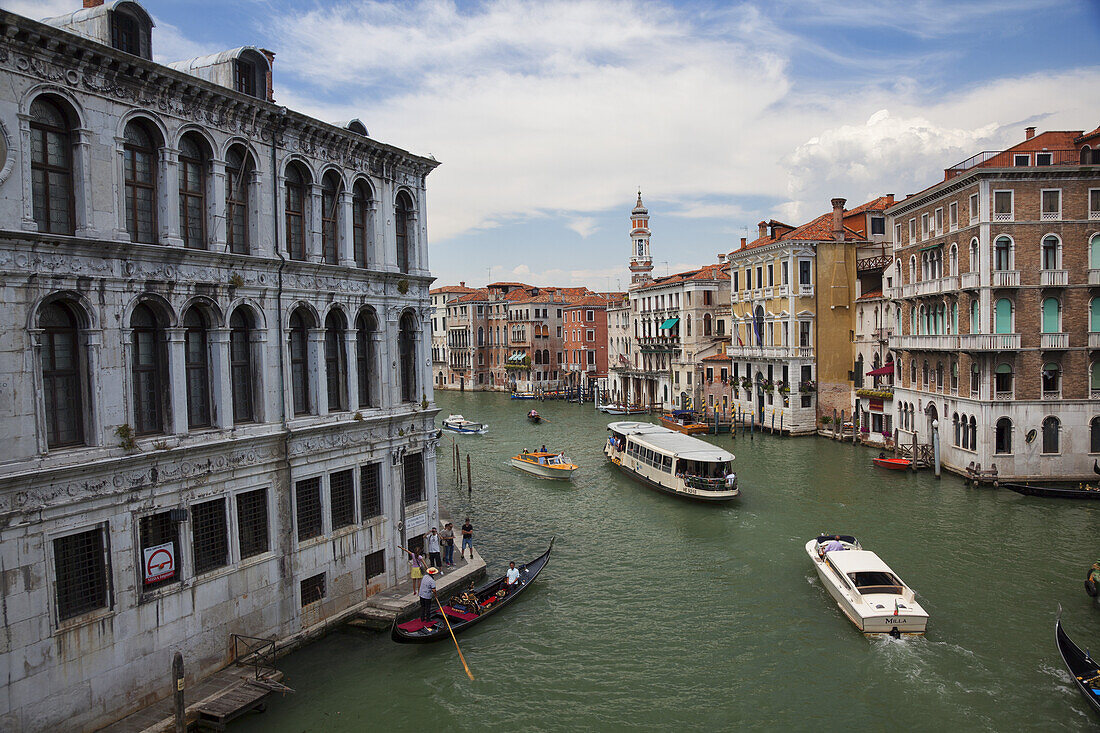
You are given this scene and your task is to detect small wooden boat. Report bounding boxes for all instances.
[441,414,488,435]
[510,451,578,479]
[391,539,553,643]
[660,411,708,435]
[1004,483,1100,500]
[873,457,911,471]
[1055,615,1100,718]
[527,410,542,424]
[510,392,536,400]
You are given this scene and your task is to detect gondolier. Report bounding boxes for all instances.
[418,567,439,621]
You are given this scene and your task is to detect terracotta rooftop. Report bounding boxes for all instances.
[701,352,732,362]
[564,295,615,308]
[856,289,884,301]
[637,263,730,290]
[737,196,887,252]
[430,285,478,295]
[451,289,489,304]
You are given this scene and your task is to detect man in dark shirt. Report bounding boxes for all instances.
[461,517,474,560]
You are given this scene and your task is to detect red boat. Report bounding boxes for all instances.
[873,457,912,470]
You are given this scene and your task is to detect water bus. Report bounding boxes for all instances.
[604,421,738,501]
[659,410,709,435]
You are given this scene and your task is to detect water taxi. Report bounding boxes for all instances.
[510,451,578,479]
[441,414,488,435]
[604,421,738,501]
[660,410,708,435]
[805,534,928,636]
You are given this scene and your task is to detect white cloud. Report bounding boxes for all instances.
[1,0,71,20]
[567,217,598,238]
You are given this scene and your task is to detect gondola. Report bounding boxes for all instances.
[1004,483,1100,500]
[391,539,554,644]
[1055,615,1100,717]
[527,410,542,424]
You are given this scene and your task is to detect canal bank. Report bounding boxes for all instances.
[233,391,1100,731]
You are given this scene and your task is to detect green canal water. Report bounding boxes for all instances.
[236,392,1100,731]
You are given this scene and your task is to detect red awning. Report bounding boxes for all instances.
[865,363,895,377]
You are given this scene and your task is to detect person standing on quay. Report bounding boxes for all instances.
[406,548,425,594]
[461,517,474,560]
[419,567,439,621]
[427,528,443,570]
[441,523,455,566]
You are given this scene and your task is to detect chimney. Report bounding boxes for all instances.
[83,0,104,6]
[831,198,846,241]
[758,221,767,239]
[740,237,747,250]
[260,48,277,102]
[885,194,895,206]
[1025,126,1036,140]
[717,253,726,264]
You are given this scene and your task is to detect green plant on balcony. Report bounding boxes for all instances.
[762,379,774,392]
[856,387,894,399]
[800,380,816,393]
[778,380,790,394]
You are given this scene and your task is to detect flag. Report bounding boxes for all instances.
[737,336,744,346]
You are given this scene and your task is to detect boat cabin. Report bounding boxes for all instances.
[825,550,906,596]
[607,422,734,485]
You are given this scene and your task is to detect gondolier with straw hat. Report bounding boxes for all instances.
[418,567,439,621]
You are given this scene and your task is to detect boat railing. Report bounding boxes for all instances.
[683,475,732,490]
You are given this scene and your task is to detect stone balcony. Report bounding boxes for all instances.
[890,334,958,350]
[1041,269,1068,287]
[958,333,1022,350]
[1040,332,1069,350]
[1089,332,1100,349]
[991,270,1020,287]
[895,275,958,299]
[1090,269,1100,286]
[959,272,980,289]
[727,344,814,359]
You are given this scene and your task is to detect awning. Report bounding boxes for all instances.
[918,243,942,252]
[865,362,895,377]
[659,317,680,330]
[507,352,526,363]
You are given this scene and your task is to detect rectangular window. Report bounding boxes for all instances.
[586,310,594,321]
[781,261,789,285]
[921,213,929,239]
[235,59,256,97]
[191,498,228,575]
[908,219,915,244]
[295,477,323,542]
[1036,152,1053,166]
[969,193,979,223]
[403,452,424,504]
[300,572,325,607]
[799,322,811,347]
[586,329,594,341]
[894,223,902,243]
[53,526,109,622]
[948,201,958,230]
[329,469,355,530]
[767,265,774,286]
[870,216,885,235]
[1013,153,1029,166]
[1091,189,1100,219]
[732,271,739,291]
[934,208,943,235]
[236,489,269,559]
[993,190,1013,221]
[361,463,382,519]
[798,260,811,287]
[139,511,180,591]
[745,269,752,289]
[587,350,595,366]
[1041,189,1061,220]
[365,550,385,581]
[556,326,562,338]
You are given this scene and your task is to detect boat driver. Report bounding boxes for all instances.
[822,536,847,554]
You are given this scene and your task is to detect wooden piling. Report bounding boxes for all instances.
[173,652,185,733]
[466,454,472,494]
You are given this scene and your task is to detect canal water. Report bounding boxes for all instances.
[237,392,1100,731]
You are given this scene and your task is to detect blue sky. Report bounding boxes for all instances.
[10,0,1099,288]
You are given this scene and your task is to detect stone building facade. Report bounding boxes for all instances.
[888,125,1100,480]
[0,3,440,730]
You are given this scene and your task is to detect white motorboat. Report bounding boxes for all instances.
[510,451,578,479]
[599,403,647,415]
[604,421,738,501]
[441,414,488,434]
[805,534,928,636]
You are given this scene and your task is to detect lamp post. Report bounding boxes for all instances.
[932,418,941,479]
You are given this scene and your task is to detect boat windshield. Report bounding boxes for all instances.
[848,571,903,595]
[679,460,732,478]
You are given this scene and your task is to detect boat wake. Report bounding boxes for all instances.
[870,636,999,697]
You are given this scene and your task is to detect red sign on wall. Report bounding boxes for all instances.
[143,542,176,584]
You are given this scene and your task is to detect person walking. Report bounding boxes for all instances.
[427,528,443,571]
[441,523,455,566]
[461,517,474,560]
[418,567,439,622]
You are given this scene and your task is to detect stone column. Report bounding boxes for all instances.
[345,327,359,410]
[112,136,131,241]
[251,328,268,423]
[307,183,323,264]
[83,328,103,446]
[210,327,233,429]
[406,208,420,274]
[377,170,396,272]
[72,127,95,237]
[309,327,327,415]
[365,199,379,269]
[210,157,228,251]
[27,329,47,454]
[375,326,391,408]
[338,189,356,267]
[16,113,38,232]
[248,169,264,256]
[167,327,189,434]
[161,147,184,247]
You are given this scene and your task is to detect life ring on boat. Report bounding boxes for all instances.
[1086,578,1099,598]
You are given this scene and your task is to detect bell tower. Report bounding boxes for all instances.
[629,191,653,285]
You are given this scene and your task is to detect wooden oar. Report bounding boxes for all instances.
[434,590,474,681]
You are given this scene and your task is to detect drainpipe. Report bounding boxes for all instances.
[271,107,292,585]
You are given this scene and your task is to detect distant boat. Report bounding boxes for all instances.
[510,392,536,400]
[1055,616,1100,718]
[527,410,542,424]
[660,411,708,435]
[441,414,488,435]
[599,403,647,415]
[1003,483,1100,500]
[510,451,578,479]
[873,457,912,471]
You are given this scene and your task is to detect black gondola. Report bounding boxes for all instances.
[527,411,542,423]
[1004,483,1100,500]
[391,538,553,644]
[1055,616,1100,717]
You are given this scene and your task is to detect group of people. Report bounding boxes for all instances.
[407,517,476,621]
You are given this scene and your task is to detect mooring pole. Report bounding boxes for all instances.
[466,454,472,494]
[173,652,185,733]
[932,419,942,479]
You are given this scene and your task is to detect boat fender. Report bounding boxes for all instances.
[1086,578,1099,598]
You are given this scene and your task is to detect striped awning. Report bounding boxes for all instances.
[507,352,526,363]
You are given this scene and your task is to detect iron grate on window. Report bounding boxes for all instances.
[139,511,180,591]
[360,463,382,519]
[191,498,228,575]
[329,470,355,530]
[300,572,325,607]
[365,550,385,581]
[236,489,269,559]
[54,527,108,622]
[295,478,323,542]
[402,452,424,505]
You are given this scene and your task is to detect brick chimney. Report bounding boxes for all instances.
[717,253,726,264]
[831,198,846,241]
[260,48,277,102]
[885,194,895,206]
[459,281,465,287]
[758,221,767,239]
[1025,126,1036,140]
[740,237,746,250]
[83,0,104,6]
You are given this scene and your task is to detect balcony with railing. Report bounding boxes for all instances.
[958,333,1022,350]
[798,285,814,298]
[889,334,959,350]
[1041,332,1069,350]
[727,344,814,359]
[1090,270,1100,286]
[959,271,980,289]
[1040,269,1068,287]
[994,390,1015,401]
[1089,332,1100,349]
[873,327,893,342]
[857,254,889,273]
[896,275,959,299]
[991,270,1020,288]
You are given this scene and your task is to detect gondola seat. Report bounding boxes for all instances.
[396,619,438,632]
[442,607,478,621]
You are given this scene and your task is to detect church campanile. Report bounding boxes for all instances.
[628,191,653,285]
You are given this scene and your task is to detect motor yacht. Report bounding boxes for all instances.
[510,451,578,479]
[441,414,488,434]
[805,534,928,636]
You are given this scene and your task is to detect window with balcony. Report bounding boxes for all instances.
[993,236,1013,271]
[1041,235,1061,271]
[994,363,1014,398]
[1093,363,1100,399]
[993,190,1013,221]
[798,261,811,288]
[970,363,980,396]
[1041,189,1061,220]
[1041,297,1060,334]
[1042,362,1061,399]
[894,223,902,243]
[994,298,1013,334]
[1090,189,1100,220]
[995,417,1012,454]
[1091,298,1100,332]
[1042,416,1060,454]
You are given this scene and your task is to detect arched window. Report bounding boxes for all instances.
[686,314,692,337]
[324,310,347,411]
[289,309,311,415]
[968,415,976,451]
[225,146,252,255]
[178,134,207,249]
[1042,361,1061,397]
[543,349,550,365]
[753,307,763,345]
[285,164,308,261]
[229,309,254,423]
[909,255,916,283]
[1042,416,1060,454]
[970,299,979,334]
[994,363,1013,397]
[1091,234,1100,270]
[1041,235,1060,270]
[969,238,979,272]
[356,310,378,408]
[399,312,417,402]
[995,417,1012,454]
[1041,297,1060,334]
[948,243,958,276]
[970,362,980,395]
[993,236,1012,271]
[123,121,158,243]
[1091,298,1100,332]
[30,97,74,235]
[352,181,372,268]
[396,192,413,273]
[477,327,484,346]
[183,309,211,429]
[703,313,712,336]
[321,172,341,264]
[1091,417,1100,454]
[131,303,167,435]
[39,301,84,447]
[534,350,542,365]
[994,298,1013,334]
[952,413,960,446]
[951,302,958,334]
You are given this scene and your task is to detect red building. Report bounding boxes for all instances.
[562,295,618,390]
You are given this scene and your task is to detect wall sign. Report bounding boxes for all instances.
[143,542,176,584]
[406,512,428,535]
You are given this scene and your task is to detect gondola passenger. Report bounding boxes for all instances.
[505,561,520,586]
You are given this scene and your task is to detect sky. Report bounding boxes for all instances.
[8,0,1100,290]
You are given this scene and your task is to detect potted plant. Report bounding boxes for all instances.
[820,415,832,426]
[800,380,816,393]
[778,381,790,395]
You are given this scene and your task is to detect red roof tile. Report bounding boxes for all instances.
[856,289,883,301]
